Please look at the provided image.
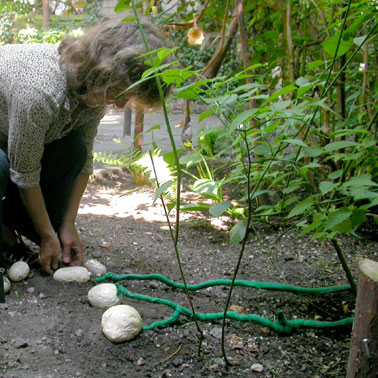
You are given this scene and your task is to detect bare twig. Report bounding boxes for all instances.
[155,344,183,366]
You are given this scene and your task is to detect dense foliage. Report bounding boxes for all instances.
[0,0,102,45]
[153,0,378,244]
[2,0,377,290]
[113,0,378,292]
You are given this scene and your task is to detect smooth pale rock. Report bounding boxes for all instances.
[251,363,264,372]
[101,305,142,343]
[53,266,91,283]
[84,259,107,277]
[88,283,121,309]
[7,261,30,282]
[3,275,11,293]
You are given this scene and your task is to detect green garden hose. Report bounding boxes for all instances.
[96,272,353,334]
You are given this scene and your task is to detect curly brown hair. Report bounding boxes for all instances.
[58,18,171,107]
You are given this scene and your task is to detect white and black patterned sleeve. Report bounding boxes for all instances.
[7,84,57,189]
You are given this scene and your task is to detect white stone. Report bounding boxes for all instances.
[7,261,30,282]
[3,275,11,293]
[53,266,91,283]
[101,305,142,343]
[251,363,264,372]
[84,259,107,277]
[88,283,121,309]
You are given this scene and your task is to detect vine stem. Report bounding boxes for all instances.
[131,1,204,354]
[221,128,253,365]
[331,239,357,296]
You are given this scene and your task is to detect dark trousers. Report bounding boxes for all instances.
[0,130,87,248]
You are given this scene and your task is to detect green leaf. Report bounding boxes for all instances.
[231,108,258,129]
[137,124,160,136]
[282,182,302,194]
[351,208,366,228]
[115,0,131,12]
[154,180,174,201]
[121,16,137,22]
[308,60,324,70]
[288,198,314,218]
[343,174,378,188]
[302,161,321,169]
[156,48,174,65]
[300,212,326,235]
[180,203,210,212]
[251,189,272,198]
[319,181,337,195]
[304,147,324,157]
[254,143,271,155]
[199,109,216,123]
[264,120,280,134]
[265,83,296,104]
[324,141,358,151]
[271,100,292,112]
[328,169,343,180]
[230,220,248,244]
[179,153,202,168]
[230,207,245,216]
[349,188,378,201]
[285,138,308,148]
[191,179,221,201]
[297,83,319,98]
[322,34,353,57]
[333,219,353,233]
[324,208,352,231]
[161,68,194,86]
[209,201,231,217]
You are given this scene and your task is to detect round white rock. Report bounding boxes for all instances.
[3,275,11,293]
[53,266,91,283]
[101,305,142,343]
[7,261,30,282]
[88,283,121,309]
[84,259,107,277]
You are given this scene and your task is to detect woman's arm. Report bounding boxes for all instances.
[59,174,89,266]
[19,186,60,274]
[19,174,89,273]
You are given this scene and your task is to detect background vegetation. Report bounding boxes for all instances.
[1,0,377,293]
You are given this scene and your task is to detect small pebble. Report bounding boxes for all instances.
[137,358,145,366]
[74,329,84,338]
[149,282,158,289]
[209,327,222,339]
[251,363,264,372]
[11,338,28,348]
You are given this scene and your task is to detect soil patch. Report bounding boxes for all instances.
[1,169,376,377]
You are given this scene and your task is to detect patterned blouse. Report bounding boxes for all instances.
[0,43,106,189]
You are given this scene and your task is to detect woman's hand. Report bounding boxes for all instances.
[39,233,60,274]
[59,221,84,267]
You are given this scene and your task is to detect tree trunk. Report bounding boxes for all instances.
[134,106,145,151]
[42,0,50,29]
[346,259,378,377]
[235,0,258,117]
[201,15,238,79]
[123,106,132,137]
[285,1,295,84]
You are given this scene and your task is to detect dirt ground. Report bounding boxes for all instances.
[1,169,377,378]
